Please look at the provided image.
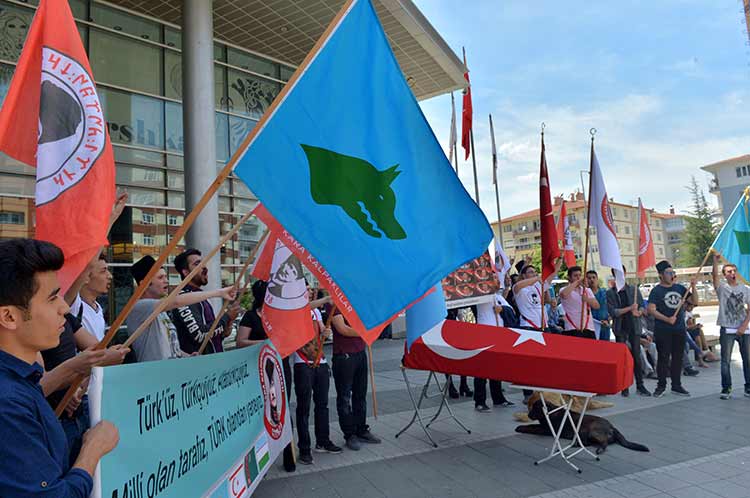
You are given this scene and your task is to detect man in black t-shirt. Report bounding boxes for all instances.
[647,260,697,398]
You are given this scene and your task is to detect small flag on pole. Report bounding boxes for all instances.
[539,134,561,280]
[589,143,625,289]
[636,198,656,278]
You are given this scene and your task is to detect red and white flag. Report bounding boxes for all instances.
[556,200,577,268]
[0,0,115,293]
[257,235,315,358]
[461,52,472,160]
[589,143,625,289]
[636,198,656,278]
[539,136,560,280]
[448,92,457,166]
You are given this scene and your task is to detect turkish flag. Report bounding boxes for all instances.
[254,205,399,345]
[0,0,115,293]
[460,63,472,160]
[539,136,560,279]
[403,320,633,395]
[637,199,656,278]
[256,235,315,358]
[556,200,577,268]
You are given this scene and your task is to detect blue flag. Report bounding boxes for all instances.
[233,0,491,329]
[711,190,750,282]
[405,284,447,349]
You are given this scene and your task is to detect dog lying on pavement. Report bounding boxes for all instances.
[515,399,649,454]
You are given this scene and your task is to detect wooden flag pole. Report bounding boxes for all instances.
[54,0,358,417]
[120,209,256,351]
[196,229,270,355]
[491,114,504,248]
[368,344,378,419]
[671,247,713,315]
[313,305,337,367]
[579,129,596,332]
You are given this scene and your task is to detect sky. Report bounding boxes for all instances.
[414,0,750,223]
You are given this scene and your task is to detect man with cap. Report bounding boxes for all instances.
[170,249,241,355]
[648,260,696,397]
[127,256,237,362]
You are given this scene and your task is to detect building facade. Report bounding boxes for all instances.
[701,154,750,222]
[0,0,464,321]
[492,193,685,281]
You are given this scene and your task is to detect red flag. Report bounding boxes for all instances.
[637,199,656,278]
[460,54,472,160]
[256,234,315,358]
[556,200,577,268]
[254,205,399,345]
[250,230,275,281]
[539,136,560,279]
[0,0,115,292]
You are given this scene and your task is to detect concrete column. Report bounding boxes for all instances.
[182,0,221,291]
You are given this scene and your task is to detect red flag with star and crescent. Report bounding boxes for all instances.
[0,0,115,293]
[460,54,472,160]
[539,135,560,279]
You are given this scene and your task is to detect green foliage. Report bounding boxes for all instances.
[683,176,717,266]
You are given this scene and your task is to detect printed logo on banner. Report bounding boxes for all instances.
[258,345,286,440]
[229,461,247,498]
[600,196,616,237]
[264,239,308,310]
[37,47,106,205]
[243,433,270,486]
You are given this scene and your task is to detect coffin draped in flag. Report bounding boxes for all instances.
[556,200,576,268]
[0,0,115,292]
[636,198,656,278]
[588,144,625,290]
[711,188,750,282]
[403,321,633,394]
[233,0,491,330]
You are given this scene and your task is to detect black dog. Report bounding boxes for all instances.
[515,400,649,454]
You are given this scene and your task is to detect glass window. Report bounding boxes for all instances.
[164,50,182,100]
[233,179,253,198]
[0,210,24,224]
[165,27,181,49]
[166,154,183,171]
[0,174,34,196]
[0,4,33,62]
[165,102,183,153]
[100,87,165,150]
[227,69,280,119]
[90,29,163,95]
[0,151,35,175]
[116,165,165,189]
[624,226,630,235]
[228,116,256,155]
[234,197,257,214]
[0,63,14,107]
[216,112,229,162]
[90,3,161,42]
[214,43,226,63]
[122,187,164,206]
[227,48,278,79]
[167,171,184,190]
[219,196,231,212]
[744,166,748,177]
[737,167,742,178]
[215,65,227,110]
[280,65,295,82]
[113,147,164,168]
[167,191,184,209]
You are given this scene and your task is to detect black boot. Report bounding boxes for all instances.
[459,376,473,397]
[448,380,459,399]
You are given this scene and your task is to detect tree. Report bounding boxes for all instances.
[682,176,717,266]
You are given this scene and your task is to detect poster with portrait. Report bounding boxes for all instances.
[442,250,501,309]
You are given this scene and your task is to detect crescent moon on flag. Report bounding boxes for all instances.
[421,320,493,360]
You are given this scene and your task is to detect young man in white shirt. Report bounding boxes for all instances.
[512,259,561,331]
[559,266,600,339]
[712,253,750,399]
[72,255,110,341]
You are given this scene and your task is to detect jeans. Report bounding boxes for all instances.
[60,396,90,462]
[616,332,644,388]
[598,325,612,342]
[720,328,750,391]
[473,378,506,405]
[294,363,331,451]
[655,330,684,389]
[332,350,369,440]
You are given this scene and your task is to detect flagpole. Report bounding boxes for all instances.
[53,0,359,416]
[490,114,504,247]
[632,198,642,329]
[463,47,480,203]
[197,229,270,355]
[540,124,547,332]
[450,92,458,174]
[579,129,596,332]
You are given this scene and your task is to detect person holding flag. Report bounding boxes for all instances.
[513,260,561,331]
[559,266,600,339]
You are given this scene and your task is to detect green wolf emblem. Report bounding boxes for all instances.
[302,144,406,240]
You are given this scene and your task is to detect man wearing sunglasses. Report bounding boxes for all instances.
[712,253,750,399]
[648,260,696,397]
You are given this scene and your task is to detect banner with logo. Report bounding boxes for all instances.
[89,342,291,498]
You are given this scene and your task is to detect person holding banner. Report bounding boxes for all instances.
[711,253,750,399]
[0,239,119,498]
[648,260,696,398]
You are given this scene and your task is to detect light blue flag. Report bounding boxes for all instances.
[233,0,491,329]
[405,283,447,349]
[711,190,750,282]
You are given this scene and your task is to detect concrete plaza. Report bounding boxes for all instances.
[255,306,750,498]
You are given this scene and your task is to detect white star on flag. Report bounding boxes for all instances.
[510,328,546,347]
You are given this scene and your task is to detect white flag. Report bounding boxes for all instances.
[493,237,512,287]
[490,114,498,185]
[589,145,625,290]
[448,92,457,165]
